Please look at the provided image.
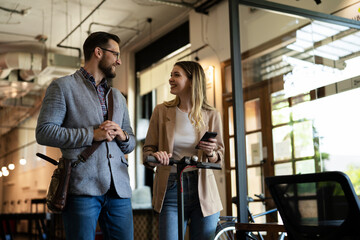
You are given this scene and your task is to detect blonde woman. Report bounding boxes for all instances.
[143,61,224,240]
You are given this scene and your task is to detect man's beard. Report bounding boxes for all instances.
[99,58,116,79]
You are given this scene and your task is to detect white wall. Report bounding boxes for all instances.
[188,1,231,215]
[189,2,231,63]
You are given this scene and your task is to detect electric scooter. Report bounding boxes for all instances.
[146,155,221,240]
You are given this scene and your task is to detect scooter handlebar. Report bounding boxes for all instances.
[146,155,177,165]
[145,155,221,170]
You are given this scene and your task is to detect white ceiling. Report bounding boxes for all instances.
[0,0,199,136]
[0,0,195,54]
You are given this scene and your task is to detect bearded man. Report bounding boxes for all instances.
[36,31,135,240]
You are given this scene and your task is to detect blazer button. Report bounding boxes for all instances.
[109,154,113,158]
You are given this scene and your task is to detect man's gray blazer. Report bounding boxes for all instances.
[36,70,135,198]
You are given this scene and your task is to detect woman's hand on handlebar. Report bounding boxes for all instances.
[149,151,172,166]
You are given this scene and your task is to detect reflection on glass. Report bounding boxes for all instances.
[273,126,292,161]
[296,159,315,174]
[282,19,360,98]
[275,162,292,176]
[247,167,262,199]
[272,91,290,125]
[245,99,261,132]
[246,132,263,165]
[309,89,360,196]
[235,2,360,207]
[230,138,235,168]
[294,121,314,158]
[248,201,266,223]
[272,107,291,126]
[292,100,314,121]
[291,93,311,109]
[225,65,232,93]
[231,170,237,217]
[272,91,288,108]
[278,181,347,227]
[229,106,234,136]
[287,21,348,53]
[232,204,237,219]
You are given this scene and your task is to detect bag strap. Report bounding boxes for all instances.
[73,89,114,167]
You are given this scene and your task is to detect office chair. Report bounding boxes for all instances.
[265,171,360,240]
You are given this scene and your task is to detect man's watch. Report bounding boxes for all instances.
[123,130,129,142]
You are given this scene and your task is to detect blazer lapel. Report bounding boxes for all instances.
[198,109,210,140]
[197,110,210,162]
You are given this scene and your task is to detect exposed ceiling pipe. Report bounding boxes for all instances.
[57,0,107,58]
[87,22,141,48]
[87,22,139,35]
[0,31,37,40]
[0,6,30,16]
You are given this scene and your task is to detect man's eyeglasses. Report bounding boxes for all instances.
[99,47,120,61]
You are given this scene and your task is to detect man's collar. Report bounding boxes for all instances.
[80,67,108,88]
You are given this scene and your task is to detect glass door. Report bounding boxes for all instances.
[222,2,360,222]
[222,61,282,221]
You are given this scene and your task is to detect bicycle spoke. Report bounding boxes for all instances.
[214,224,235,240]
[246,232,258,240]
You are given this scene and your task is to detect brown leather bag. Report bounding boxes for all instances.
[38,89,114,213]
[46,157,72,212]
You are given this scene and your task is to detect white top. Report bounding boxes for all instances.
[171,107,198,173]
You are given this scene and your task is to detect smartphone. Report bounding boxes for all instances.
[195,131,217,149]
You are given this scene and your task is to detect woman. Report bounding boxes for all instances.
[143,61,224,240]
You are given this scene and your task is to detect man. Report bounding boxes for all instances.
[36,32,135,240]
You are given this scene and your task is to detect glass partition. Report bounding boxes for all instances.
[224,2,360,222]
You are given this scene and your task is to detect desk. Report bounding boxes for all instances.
[0,213,51,240]
[236,222,286,240]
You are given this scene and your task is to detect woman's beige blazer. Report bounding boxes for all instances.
[143,103,224,217]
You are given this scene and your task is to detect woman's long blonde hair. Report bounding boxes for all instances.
[164,61,214,131]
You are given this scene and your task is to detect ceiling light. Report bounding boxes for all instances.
[20,158,27,165]
[8,164,15,170]
[2,170,9,177]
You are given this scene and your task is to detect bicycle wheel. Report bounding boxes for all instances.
[214,222,260,240]
[214,222,235,240]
